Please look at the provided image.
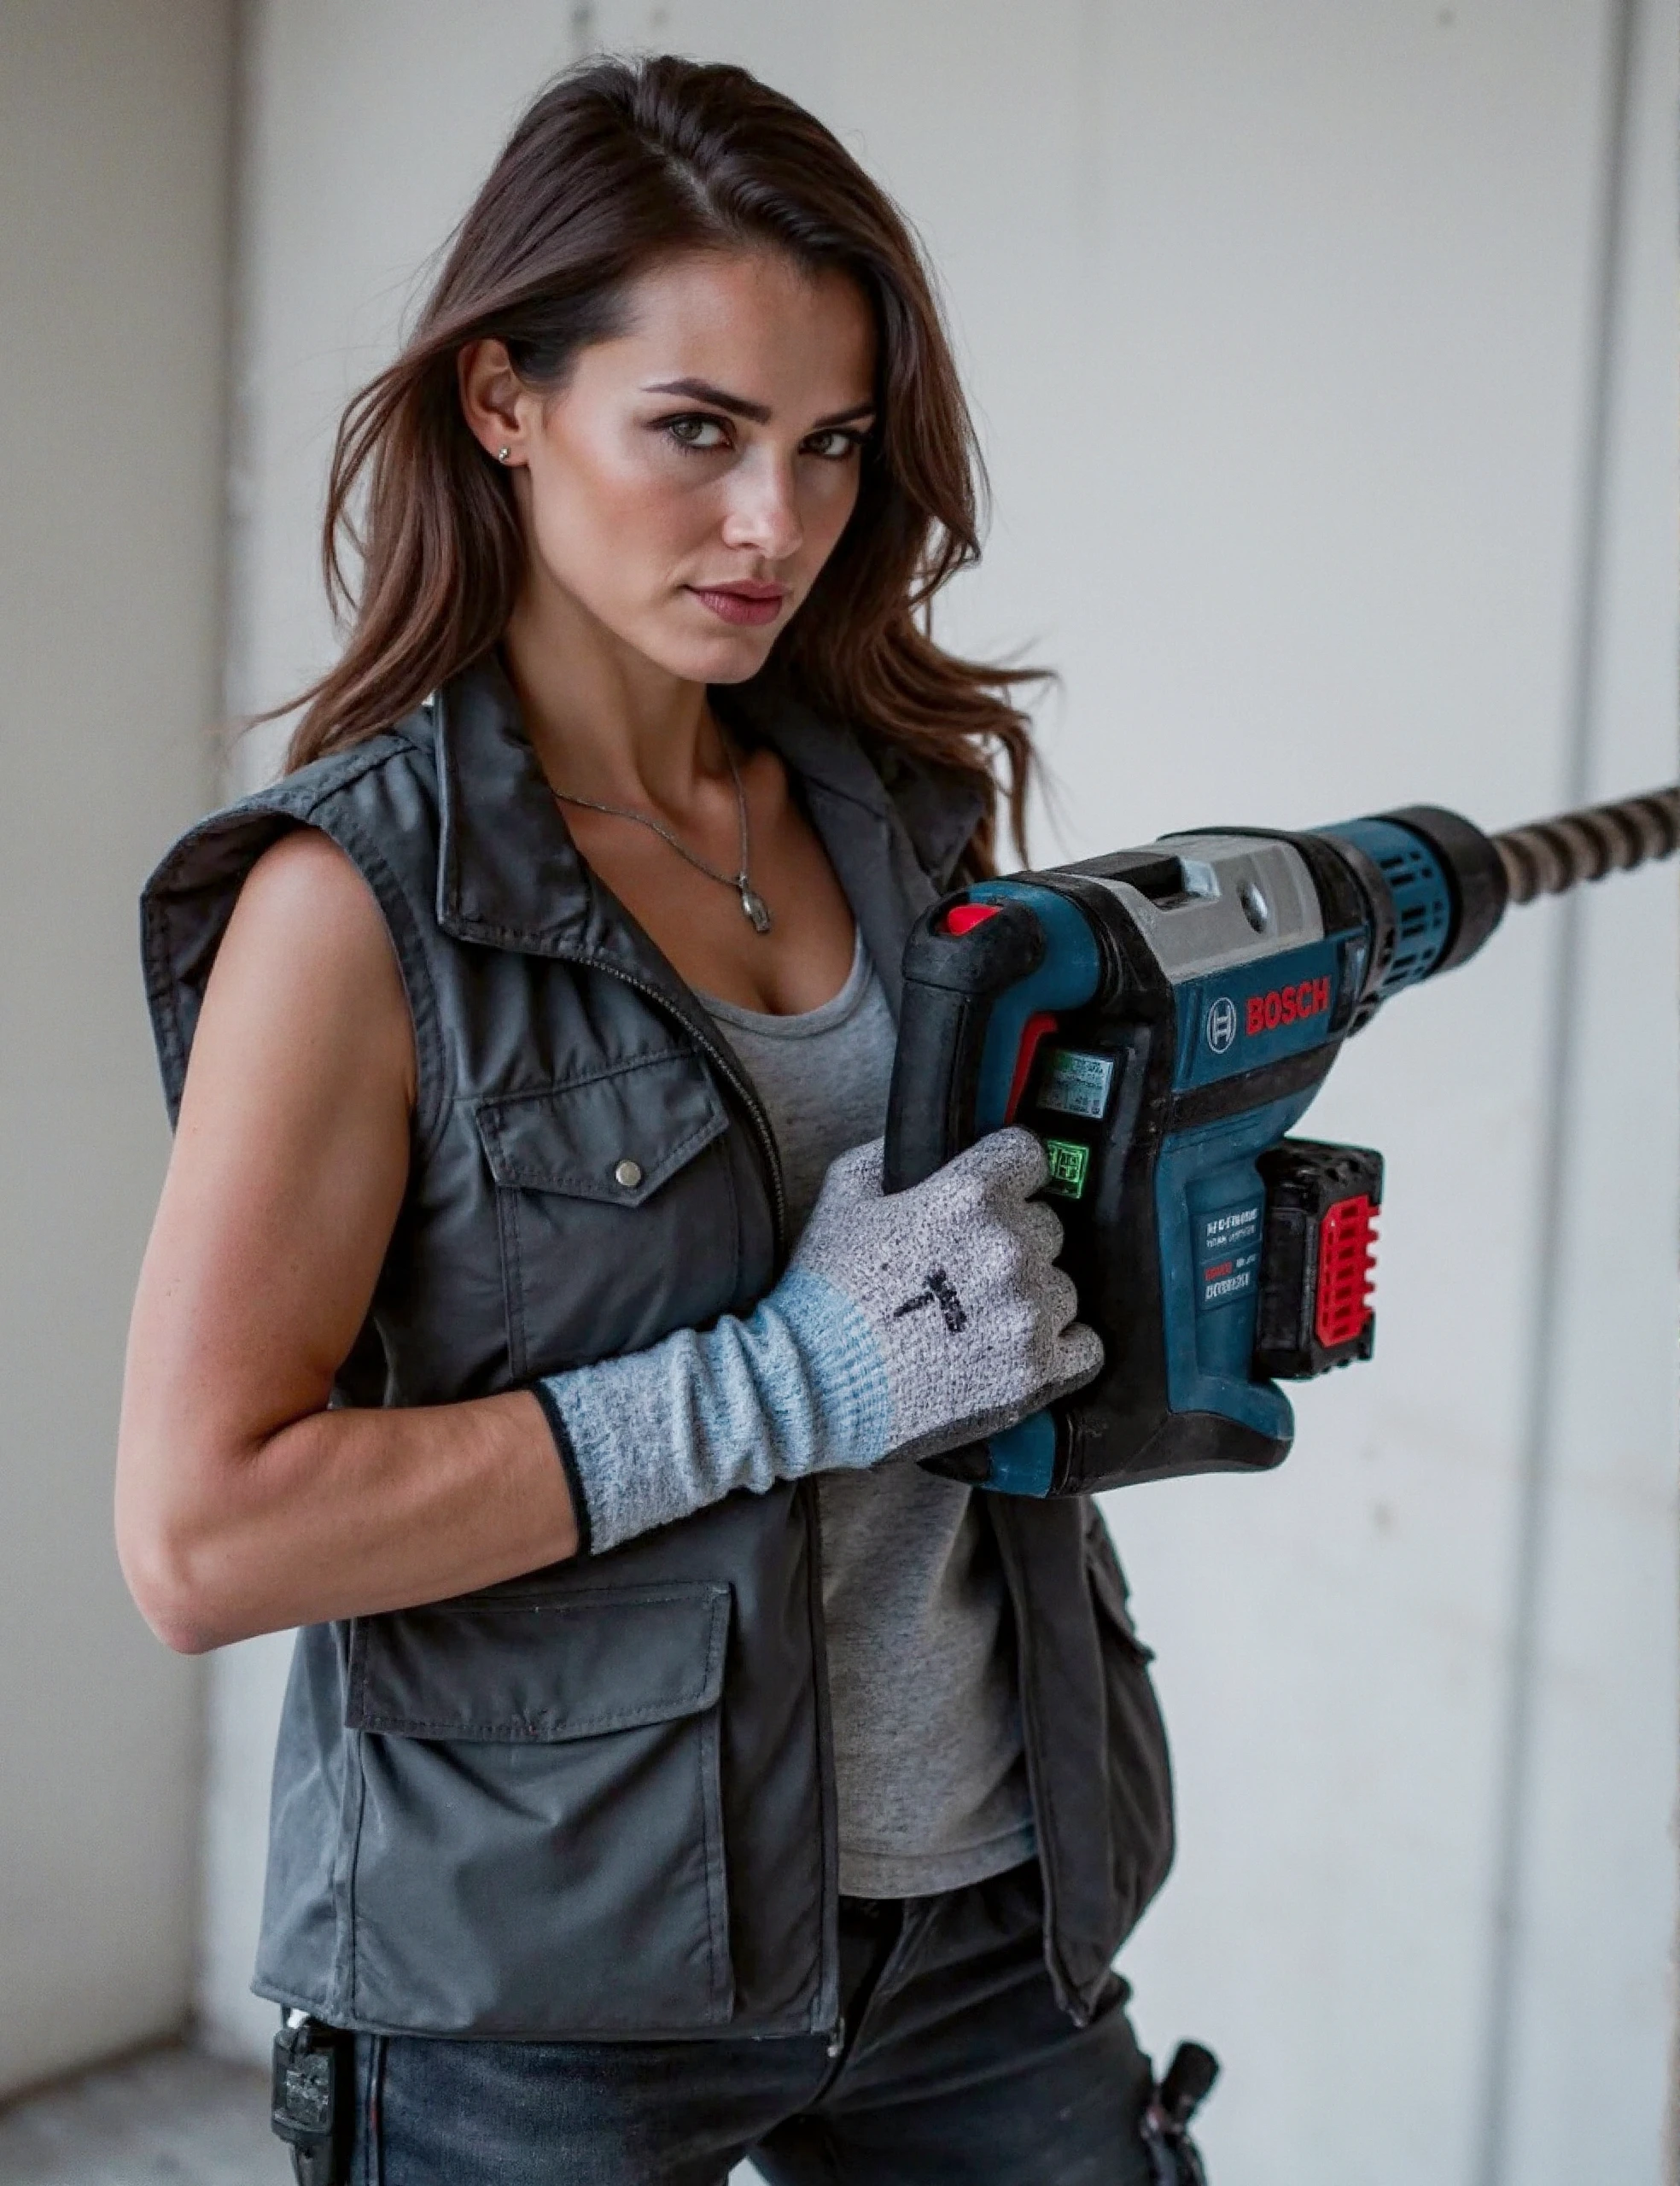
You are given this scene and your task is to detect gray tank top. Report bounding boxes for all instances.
[702,932,1036,1897]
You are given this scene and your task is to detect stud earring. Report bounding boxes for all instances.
[496,445,510,463]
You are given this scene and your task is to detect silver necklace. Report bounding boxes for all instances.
[551,737,773,933]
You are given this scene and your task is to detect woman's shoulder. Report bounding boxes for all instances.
[227,822,390,933]
[143,716,436,914]
[190,824,413,1093]
[141,708,439,1124]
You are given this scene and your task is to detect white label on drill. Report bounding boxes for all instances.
[1197,1201,1262,1310]
[1037,1048,1115,1120]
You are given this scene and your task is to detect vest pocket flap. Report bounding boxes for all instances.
[346,1581,731,1741]
[475,1051,727,1207]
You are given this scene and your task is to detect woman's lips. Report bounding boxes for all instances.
[687,583,788,628]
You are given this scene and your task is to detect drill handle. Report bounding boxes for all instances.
[884,884,1108,1194]
[884,897,1044,1192]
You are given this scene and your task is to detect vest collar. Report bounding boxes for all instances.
[433,654,598,956]
[720,675,989,890]
[429,656,983,994]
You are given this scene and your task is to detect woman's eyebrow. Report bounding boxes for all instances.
[643,378,877,431]
[811,400,878,429]
[644,377,772,423]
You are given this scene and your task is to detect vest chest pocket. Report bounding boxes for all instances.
[475,1050,738,1378]
[344,1581,734,2035]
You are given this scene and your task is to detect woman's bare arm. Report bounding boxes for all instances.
[116,828,577,1655]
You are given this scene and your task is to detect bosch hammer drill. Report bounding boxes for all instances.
[884,785,1679,1498]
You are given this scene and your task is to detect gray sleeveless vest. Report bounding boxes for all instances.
[141,660,1173,2041]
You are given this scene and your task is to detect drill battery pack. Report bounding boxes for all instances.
[1251,1139,1383,1380]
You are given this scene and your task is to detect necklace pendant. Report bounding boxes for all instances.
[740,885,773,934]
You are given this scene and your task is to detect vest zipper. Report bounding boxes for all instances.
[578,956,834,2035]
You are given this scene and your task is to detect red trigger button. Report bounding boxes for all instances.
[945,902,1001,935]
[1006,1012,1059,1124]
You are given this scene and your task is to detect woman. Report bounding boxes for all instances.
[119,56,1175,2186]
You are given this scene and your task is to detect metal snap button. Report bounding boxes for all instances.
[613,1158,644,1189]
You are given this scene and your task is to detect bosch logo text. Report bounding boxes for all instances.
[1245,976,1331,1036]
[1187,950,1339,1087]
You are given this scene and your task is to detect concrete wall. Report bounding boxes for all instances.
[0,2,235,2096]
[208,4,1677,2180]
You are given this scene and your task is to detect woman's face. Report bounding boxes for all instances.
[468,250,878,686]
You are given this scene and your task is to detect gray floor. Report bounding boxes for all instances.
[0,2048,289,2186]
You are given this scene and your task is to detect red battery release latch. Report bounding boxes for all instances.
[1315,1194,1378,1348]
[1251,1139,1384,1380]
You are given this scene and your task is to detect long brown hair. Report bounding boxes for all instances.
[283,54,1039,864]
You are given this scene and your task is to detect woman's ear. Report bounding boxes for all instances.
[458,338,528,467]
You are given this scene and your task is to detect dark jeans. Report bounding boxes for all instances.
[345,1860,1161,2184]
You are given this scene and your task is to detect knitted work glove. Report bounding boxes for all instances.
[534,1129,1101,1556]
[784,1128,1100,1462]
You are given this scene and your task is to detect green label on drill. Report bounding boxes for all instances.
[1037,1047,1116,1121]
[1041,1138,1091,1199]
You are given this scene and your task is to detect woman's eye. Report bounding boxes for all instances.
[802,428,865,461]
[662,413,731,452]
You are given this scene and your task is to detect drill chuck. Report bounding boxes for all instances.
[1320,784,1677,1021]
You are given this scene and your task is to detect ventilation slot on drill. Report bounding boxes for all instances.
[1320,818,1454,998]
[1315,1195,1378,1349]
[1370,837,1450,991]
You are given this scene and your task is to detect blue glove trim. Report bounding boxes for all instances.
[767,1268,893,1466]
[531,1271,891,1555]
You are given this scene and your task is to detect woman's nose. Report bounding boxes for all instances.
[719,448,804,563]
